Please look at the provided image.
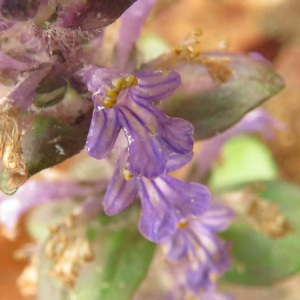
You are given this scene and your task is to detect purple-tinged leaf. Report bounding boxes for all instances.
[0,0,42,21]
[57,0,137,31]
[0,51,31,70]
[158,52,284,140]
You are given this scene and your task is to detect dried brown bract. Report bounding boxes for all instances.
[45,215,94,288]
[0,100,28,190]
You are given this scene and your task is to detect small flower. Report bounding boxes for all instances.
[81,67,194,178]
[0,179,103,238]
[103,151,210,242]
[196,108,283,180]
[164,204,234,296]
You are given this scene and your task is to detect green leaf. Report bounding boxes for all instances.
[222,181,300,285]
[75,215,156,300]
[37,209,155,300]
[161,52,284,140]
[209,135,278,190]
[22,116,87,176]
[34,86,67,108]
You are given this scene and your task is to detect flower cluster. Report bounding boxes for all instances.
[0,0,284,299]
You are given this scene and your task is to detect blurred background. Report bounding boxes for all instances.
[1,0,300,299]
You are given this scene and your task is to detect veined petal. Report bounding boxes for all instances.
[138,175,210,242]
[166,152,194,173]
[86,108,121,159]
[119,100,194,178]
[119,103,168,178]
[131,70,181,102]
[117,0,156,70]
[187,263,214,292]
[103,154,138,215]
[199,204,235,232]
[156,110,194,154]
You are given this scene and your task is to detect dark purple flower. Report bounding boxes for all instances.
[103,152,210,242]
[164,204,234,295]
[81,66,194,179]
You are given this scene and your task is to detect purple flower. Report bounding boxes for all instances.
[81,67,194,179]
[103,151,210,242]
[196,108,283,180]
[164,204,234,295]
[0,179,104,238]
[116,0,156,71]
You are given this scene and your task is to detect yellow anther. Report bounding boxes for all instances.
[177,219,190,229]
[124,75,138,88]
[104,75,138,108]
[123,168,133,181]
[106,88,119,99]
[113,75,138,90]
[102,98,116,109]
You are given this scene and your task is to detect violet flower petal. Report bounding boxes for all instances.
[187,263,214,292]
[119,103,169,178]
[7,64,52,109]
[117,0,156,70]
[199,204,235,232]
[80,66,117,93]
[138,175,210,242]
[132,70,181,102]
[156,110,194,154]
[103,155,138,215]
[166,152,193,173]
[86,108,122,159]
[119,101,193,178]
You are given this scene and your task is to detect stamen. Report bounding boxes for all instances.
[177,219,190,229]
[103,75,138,109]
[123,168,133,181]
